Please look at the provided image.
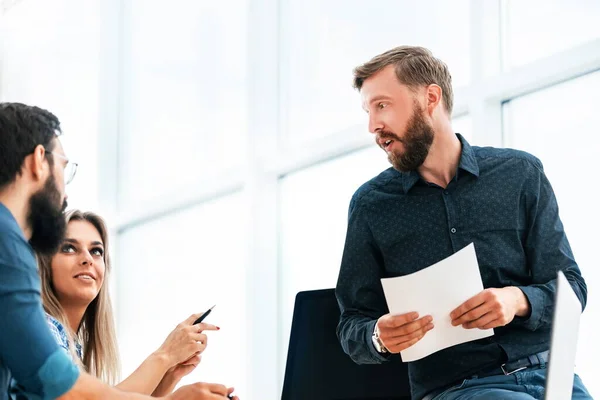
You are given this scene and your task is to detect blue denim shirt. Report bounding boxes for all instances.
[45,314,83,362]
[0,203,79,400]
[335,135,587,400]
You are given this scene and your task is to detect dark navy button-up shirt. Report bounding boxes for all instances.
[335,135,587,400]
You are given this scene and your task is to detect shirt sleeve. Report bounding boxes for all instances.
[512,160,587,331]
[335,194,390,364]
[0,260,80,399]
[45,315,72,357]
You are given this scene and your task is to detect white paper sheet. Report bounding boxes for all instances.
[380,243,494,362]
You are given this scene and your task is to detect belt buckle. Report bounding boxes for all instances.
[501,364,527,375]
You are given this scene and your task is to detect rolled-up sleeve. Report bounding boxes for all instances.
[0,261,80,399]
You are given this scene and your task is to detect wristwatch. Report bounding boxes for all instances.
[372,324,389,354]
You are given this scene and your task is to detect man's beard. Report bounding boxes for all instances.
[28,173,67,256]
[379,103,435,172]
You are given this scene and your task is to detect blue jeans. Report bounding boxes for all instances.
[432,366,592,399]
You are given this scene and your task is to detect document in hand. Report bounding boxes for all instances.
[380,243,494,362]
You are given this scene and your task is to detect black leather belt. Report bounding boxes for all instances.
[477,350,549,378]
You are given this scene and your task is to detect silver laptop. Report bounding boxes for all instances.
[545,270,583,399]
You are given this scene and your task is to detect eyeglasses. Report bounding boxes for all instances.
[47,151,78,185]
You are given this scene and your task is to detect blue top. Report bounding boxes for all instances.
[0,203,80,400]
[335,135,587,400]
[45,314,83,362]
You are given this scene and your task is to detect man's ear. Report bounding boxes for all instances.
[27,144,50,182]
[426,84,443,116]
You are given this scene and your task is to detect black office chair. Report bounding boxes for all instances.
[282,288,411,400]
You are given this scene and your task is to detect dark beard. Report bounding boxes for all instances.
[28,174,67,256]
[385,103,435,172]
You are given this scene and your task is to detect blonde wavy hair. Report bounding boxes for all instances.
[38,210,120,384]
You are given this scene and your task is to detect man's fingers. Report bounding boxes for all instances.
[481,318,502,330]
[390,333,424,353]
[396,322,434,343]
[381,316,433,340]
[451,303,491,326]
[466,309,511,330]
[382,321,434,352]
[450,291,487,321]
[462,311,496,329]
[378,312,419,328]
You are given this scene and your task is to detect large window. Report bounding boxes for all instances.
[116,193,247,393]
[278,145,390,381]
[118,0,248,210]
[453,114,473,143]
[501,0,600,69]
[503,70,600,394]
[0,0,100,211]
[3,1,599,399]
[280,0,471,146]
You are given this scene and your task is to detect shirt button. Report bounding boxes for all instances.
[444,191,449,195]
[451,228,457,234]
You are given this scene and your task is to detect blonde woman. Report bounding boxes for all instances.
[34,210,234,398]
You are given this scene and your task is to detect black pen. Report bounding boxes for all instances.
[193,304,216,325]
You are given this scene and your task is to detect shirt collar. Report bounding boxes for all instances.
[401,133,480,193]
[457,134,480,178]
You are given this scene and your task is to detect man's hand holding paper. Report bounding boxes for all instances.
[380,243,495,362]
[450,286,531,329]
[375,312,434,354]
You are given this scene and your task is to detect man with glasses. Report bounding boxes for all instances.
[0,103,237,399]
[47,151,78,186]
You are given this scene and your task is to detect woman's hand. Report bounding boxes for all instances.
[155,313,219,368]
[171,353,202,382]
[152,353,203,396]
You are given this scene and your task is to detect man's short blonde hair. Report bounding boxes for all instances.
[353,46,453,115]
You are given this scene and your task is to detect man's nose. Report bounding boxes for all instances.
[368,115,383,134]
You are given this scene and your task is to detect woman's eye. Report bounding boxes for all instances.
[91,248,104,257]
[378,103,387,110]
[61,244,76,253]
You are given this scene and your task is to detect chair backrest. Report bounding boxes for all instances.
[282,288,411,400]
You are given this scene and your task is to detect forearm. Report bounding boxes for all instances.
[116,352,171,395]
[151,375,178,397]
[58,371,167,400]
